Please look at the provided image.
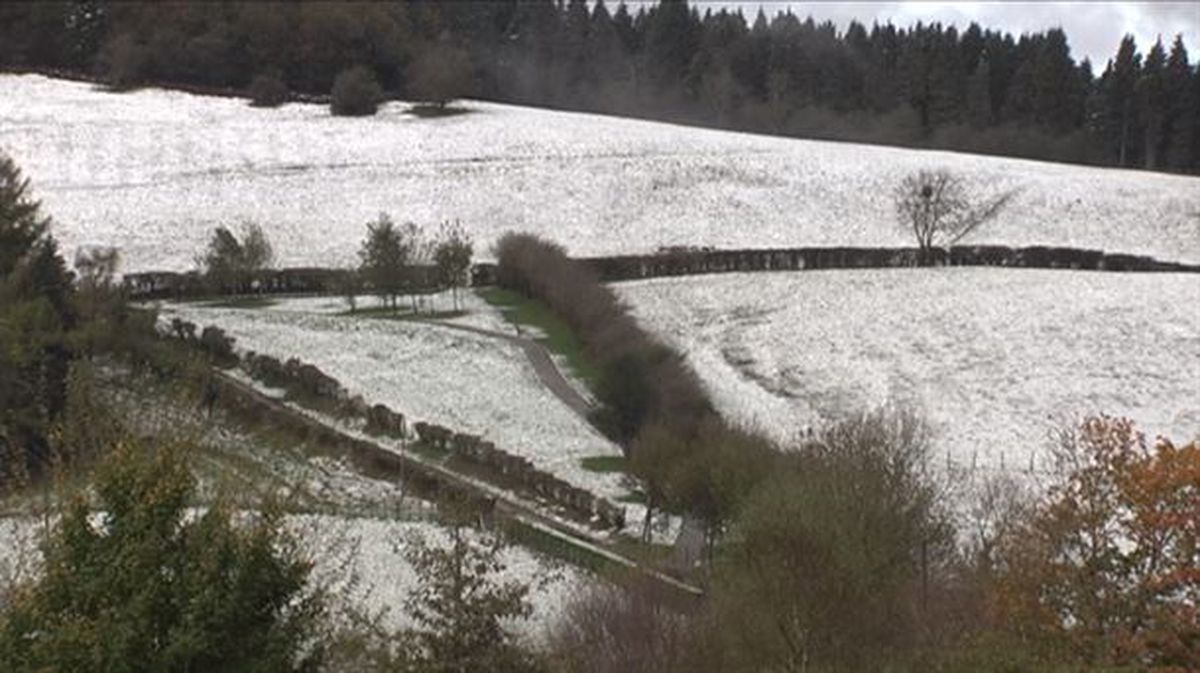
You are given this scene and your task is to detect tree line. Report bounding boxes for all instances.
[195,216,473,312]
[1,1,1197,172]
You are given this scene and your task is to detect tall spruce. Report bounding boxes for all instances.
[1162,36,1194,171]
[1101,35,1143,166]
[1138,38,1169,169]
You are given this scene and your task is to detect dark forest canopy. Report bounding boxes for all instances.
[1,0,1197,173]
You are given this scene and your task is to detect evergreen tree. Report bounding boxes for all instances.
[1033,29,1083,131]
[643,0,697,94]
[1162,36,1193,171]
[0,439,324,672]
[966,54,993,128]
[0,155,75,476]
[1002,43,1037,124]
[1138,38,1169,169]
[1100,35,1143,166]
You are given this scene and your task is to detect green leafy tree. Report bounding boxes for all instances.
[0,439,325,672]
[358,214,411,310]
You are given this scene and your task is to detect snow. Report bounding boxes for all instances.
[0,513,585,645]
[294,514,586,643]
[2,73,1198,274]
[256,289,516,335]
[617,268,1200,474]
[158,299,629,502]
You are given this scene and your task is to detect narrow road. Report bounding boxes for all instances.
[420,320,595,422]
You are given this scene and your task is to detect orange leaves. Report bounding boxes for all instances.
[993,417,1199,669]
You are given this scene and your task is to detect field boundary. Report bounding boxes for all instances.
[206,369,705,600]
[124,244,1199,300]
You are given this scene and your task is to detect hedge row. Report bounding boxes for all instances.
[494,233,716,445]
[476,243,1199,285]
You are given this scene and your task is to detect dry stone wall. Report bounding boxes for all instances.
[163,317,625,529]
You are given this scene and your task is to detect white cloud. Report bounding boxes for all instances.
[708,1,1197,65]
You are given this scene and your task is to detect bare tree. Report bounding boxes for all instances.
[894,169,1014,265]
[433,221,473,311]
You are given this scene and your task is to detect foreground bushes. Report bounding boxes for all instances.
[0,440,323,672]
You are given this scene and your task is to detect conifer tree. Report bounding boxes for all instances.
[966,54,993,128]
[1100,35,1143,166]
[1162,36,1194,171]
[1138,38,1168,169]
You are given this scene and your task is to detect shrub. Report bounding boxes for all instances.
[247,72,289,107]
[709,408,951,671]
[0,439,324,671]
[331,65,383,117]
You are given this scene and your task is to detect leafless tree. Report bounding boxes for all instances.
[894,169,1015,265]
[433,221,473,311]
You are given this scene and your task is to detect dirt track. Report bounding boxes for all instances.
[421,320,595,422]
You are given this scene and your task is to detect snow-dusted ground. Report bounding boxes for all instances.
[159,298,628,502]
[257,289,516,335]
[3,73,1198,273]
[618,268,1200,474]
[0,513,584,644]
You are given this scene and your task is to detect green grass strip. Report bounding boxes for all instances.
[477,287,601,387]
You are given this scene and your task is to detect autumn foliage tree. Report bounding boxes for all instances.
[991,416,1199,671]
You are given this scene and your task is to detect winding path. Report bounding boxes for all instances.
[420,319,595,422]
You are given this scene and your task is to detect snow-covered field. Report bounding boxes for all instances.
[160,298,628,502]
[2,73,1198,273]
[618,268,1200,473]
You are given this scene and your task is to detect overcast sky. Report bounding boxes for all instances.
[686,2,1198,67]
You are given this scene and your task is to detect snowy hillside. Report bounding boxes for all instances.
[2,73,1198,274]
[617,268,1200,474]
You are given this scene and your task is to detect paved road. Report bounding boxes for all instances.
[421,320,596,422]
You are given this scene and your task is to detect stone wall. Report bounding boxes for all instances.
[414,421,627,530]
[161,319,624,530]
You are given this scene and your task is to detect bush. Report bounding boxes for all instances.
[247,72,289,107]
[0,439,324,671]
[709,408,951,671]
[331,66,383,117]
